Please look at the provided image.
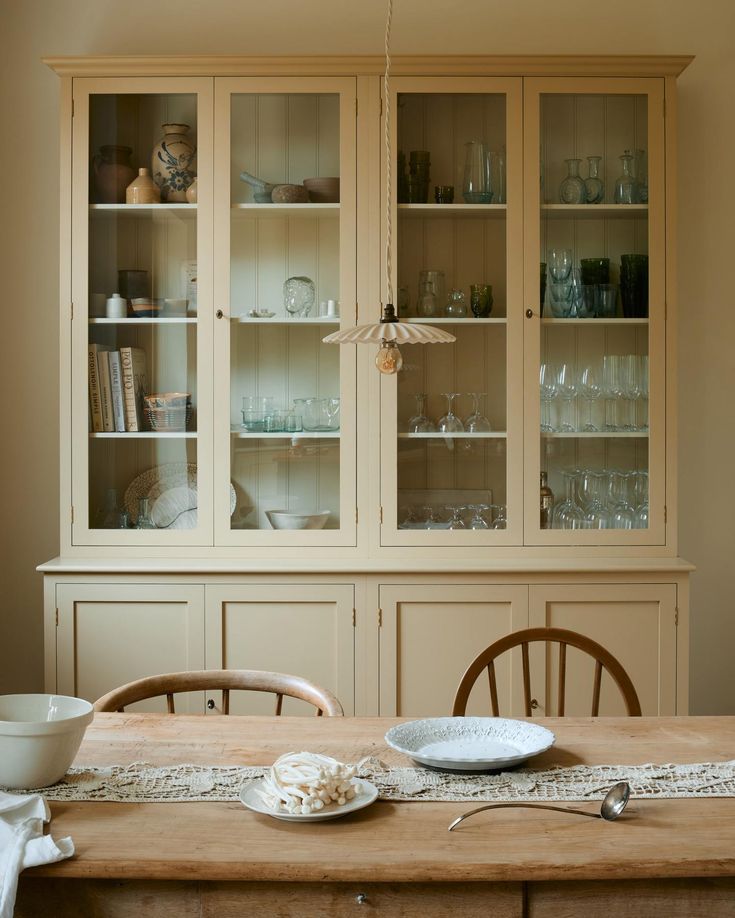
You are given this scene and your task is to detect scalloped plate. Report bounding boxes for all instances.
[124,462,236,529]
[385,717,555,771]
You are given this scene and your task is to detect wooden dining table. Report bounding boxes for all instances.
[16,714,735,917]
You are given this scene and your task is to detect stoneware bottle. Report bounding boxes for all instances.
[93,145,135,204]
[125,167,161,205]
[185,177,198,203]
[151,123,196,202]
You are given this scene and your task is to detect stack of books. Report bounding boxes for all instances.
[88,344,147,432]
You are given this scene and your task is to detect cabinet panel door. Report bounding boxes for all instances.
[378,584,529,717]
[529,583,677,715]
[205,584,354,714]
[56,584,205,712]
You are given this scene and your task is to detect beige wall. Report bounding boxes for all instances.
[1,0,733,712]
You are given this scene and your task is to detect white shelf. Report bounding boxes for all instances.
[398,204,507,218]
[399,432,508,439]
[232,315,340,325]
[90,204,196,217]
[405,317,507,325]
[541,204,648,219]
[89,317,197,325]
[89,431,197,439]
[541,318,648,326]
[232,203,339,218]
[231,429,340,439]
[541,431,649,438]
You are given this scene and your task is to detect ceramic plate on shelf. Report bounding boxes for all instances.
[385,717,555,771]
[239,778,378,822]
[124,462,236,527]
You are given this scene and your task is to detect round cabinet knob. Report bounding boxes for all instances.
[216,309,225,319]
[525,308,534,319]
[530,698,539,710]
[207,699,215,710]
[355,892,368,905]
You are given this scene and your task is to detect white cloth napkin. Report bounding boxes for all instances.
[0,791,73,918]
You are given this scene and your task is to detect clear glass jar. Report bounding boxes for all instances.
[584,155,604,204]
[135,497,156,529]
[614,152,638,204]
[559,158,587,204]
[444,289,468,318]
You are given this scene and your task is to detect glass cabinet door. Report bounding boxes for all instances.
[71,78,213,545]
[381,77,523,546]
[524,78,665,544]
[214,78,357,546]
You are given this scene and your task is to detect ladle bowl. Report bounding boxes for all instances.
[448,781,631,831]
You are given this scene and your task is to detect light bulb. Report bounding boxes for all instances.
[375,339,403,375]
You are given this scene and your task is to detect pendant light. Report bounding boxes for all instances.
[323,0,456,373]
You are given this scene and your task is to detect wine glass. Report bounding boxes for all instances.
[556,363,578,432]
[602,355,623,431]
[548,248,573,282]
[539,362,558,432]
[578,470,611,529]
[423,506,445,529]
[607,470,635,529]
[408,393,436,433]
[640,355,649,431]
[325,397,340,431]
[552,470,584,529]
[468,505,490,529]
[621,355,642,431]
[464,393,492,433]
[446,506,467,529]
[438,393,464,433]
[490,505,508,529]
[399,505,421,529]
[579,363,602,432]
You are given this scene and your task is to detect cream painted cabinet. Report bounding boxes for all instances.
[55,584,205,712]
[528,583,678,715]
[204,583,355,714]
[378,584,529,716]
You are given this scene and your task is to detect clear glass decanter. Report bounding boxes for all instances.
[559,158,586,204]
[584,155,604,204]
[614,152,638,204]
[135,497,156,529]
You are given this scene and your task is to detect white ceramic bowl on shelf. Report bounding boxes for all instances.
[0,694,94,789]
[266,510,330,530]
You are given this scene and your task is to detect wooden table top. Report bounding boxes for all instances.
[29,714,735,883]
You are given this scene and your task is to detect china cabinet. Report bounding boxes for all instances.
[40,55,693,716]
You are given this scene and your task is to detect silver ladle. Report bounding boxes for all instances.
[448,781,631,831]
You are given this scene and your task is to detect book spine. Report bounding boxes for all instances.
[98,350,114,432]
[108,351,126,433]
[88,344,103,432]
[120,347,140,432]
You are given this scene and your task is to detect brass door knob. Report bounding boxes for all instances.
[525,308,534,318]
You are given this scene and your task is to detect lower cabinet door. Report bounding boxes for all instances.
[378,584,529,717]
[204,584,355,715]
[56,583,206,712]
[529,583,678,715]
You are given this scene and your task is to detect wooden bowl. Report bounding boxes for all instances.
[303,177,340,203]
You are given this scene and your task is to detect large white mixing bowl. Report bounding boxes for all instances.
[0,694,94,789]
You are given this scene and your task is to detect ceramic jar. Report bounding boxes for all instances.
[93,145,135,204]
[151,123,196,202]
[185,177,198,203]
[125,167,160,204]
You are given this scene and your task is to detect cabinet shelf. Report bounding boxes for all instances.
[398,203,507,218]
[541,431,649,438]
[231,315,340,325]
[399,432,508,439]
[231,429,340,439]
[232,203,339,218]
[89,317,197,325]
[405,317,507,325]
[89,431,197,439]
[541,318,648,326]
[541,204,648,219]
[90,203,196,218]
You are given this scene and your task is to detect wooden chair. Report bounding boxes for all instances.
[452,627,642,717]
[93,669,344,717]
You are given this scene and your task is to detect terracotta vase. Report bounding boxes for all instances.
[151,123,196,202]
[93,145,135,204]
[126,167,161,204]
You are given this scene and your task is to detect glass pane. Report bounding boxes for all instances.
[229,93,341,531]
[539,93,649,531]
[87,94,198,530]
[396,92,508,532]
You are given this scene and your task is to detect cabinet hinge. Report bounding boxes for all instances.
[378,608,383,628]
[71,98,74,117]
[70,506,74,524]
[355,97,358,117]
[379,506,383,524]
[70,302,74,321]
[674,607,679,627]
[55,608,59,627]
[663,97,666,118]
[379,96,383,118]
[664,505,668,523]
[355,507,358,525]
[352,608,356,627]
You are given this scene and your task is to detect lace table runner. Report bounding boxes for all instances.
[17,758,735,804]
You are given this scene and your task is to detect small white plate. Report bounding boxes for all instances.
[239,777,378,822]
[385,717,555,771]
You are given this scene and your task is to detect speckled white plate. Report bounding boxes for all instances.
[240,777,378,822]
[385,717,555,771]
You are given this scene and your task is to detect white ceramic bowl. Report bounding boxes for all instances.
[0,694,94,789]
[266,510,330,530]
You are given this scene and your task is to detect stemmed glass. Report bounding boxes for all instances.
[602,355,623,431]
[640,355,649,431]
[408,393,436,433]
[446,506,467,529]
[621,355,641,431]
[556,363,578,432]
[438,393,464,433]
[578,470,611,529]
[579,363,602,432]
[548,249,573,282]
[552,471,585,529]
[607,470,635,529]
[490,505,508,529]
[325,397,340,431]
[468,505,490,529]
[539,363,558,432]
[463,393,492,432]
[633,471,649,528]
[423,506,445,529]
[399,506,421,529]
